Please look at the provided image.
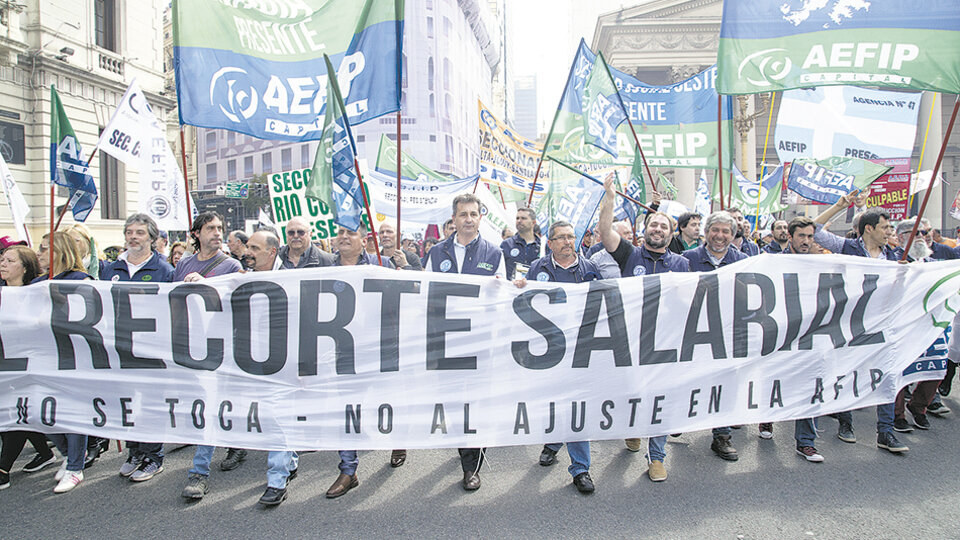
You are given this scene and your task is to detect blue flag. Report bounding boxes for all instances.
[582,53,627,157]
[50,86,97,222]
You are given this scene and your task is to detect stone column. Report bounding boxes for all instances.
[917,92,943,227]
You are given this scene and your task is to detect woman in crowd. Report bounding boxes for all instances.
[64,223,102,279]
[0,246,59,490]
[31,232,93,493]
[167,241,188,268]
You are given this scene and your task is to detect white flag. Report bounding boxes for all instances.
[258,208,276,231]
[910,170,944,195]
[0,153,30,242]
[695,169,711,217]
[96,79,192,230]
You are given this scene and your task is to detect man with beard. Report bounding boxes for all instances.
[501,208,541,279]
[101,214,174,482]
[727,208,760,256]
[764,220,790,253]
[279,216,335,268]
[379,221,422,270]
[813,192,906,454]
[240,231,300,506]
[682,210,747,461]
[424,193,505,491]
[597,174,688,481]
[517,221,602,494]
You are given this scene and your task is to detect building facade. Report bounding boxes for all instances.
[0,0,176,247]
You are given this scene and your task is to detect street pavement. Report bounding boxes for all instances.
[2,403,958,539]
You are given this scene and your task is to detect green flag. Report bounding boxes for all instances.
[657,172,678,200]
[711,164,788,214]
[628,155,648,203]
[375,135,456,184]
[581,52,627,157]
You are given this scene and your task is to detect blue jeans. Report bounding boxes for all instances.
[267,451,298,488]
[338,450,358,476]
[126,441,163,464]
[794,418,817,447]
[544,442,590,477]
[189,445,215,477]
[647,436,666,462]
[836,403,895,434]
[48,434,87,472]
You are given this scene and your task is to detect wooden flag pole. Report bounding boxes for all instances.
[548,156,654,213]
[717,95,725,210]
[48,183,55,279]
[352,156,383,267]
[396,111,401,244]
[901,96,959,262]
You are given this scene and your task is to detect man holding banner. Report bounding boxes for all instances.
[423,193,504,491]
[599,174,689,481]
[516,221,602,494]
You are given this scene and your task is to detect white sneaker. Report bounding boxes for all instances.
[119,454,143,477]
[53,470,83,493]
[54,459,68,482]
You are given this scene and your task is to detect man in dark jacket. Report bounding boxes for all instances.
[279,216,335,268]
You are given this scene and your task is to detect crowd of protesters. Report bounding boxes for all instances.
[1,180,959,502]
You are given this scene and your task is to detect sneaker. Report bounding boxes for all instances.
[796,446,825,463]
[624,438,642,452]
[181,473,209,499]
[219,448,247,471]
[130,458,163,482]
[572,472,595,494]
[648,460,667,482]
[837,423,856,443]
[911,412,931,430]
[758,423,774,439]
[877,432,909,453]
[927,402,951,417]
[53,470,83,493]
[54,459,68,481]
[0,470,9,490]
[893,418,914,433]
[22,454,57,473]
[119,454,143,477]
[710,435,739,461]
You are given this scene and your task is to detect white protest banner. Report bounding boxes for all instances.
[365,170,479,225]
[97,79,192,230]
[775,86,921,164]
[0,256,957,450]
[0,153,30,242]
[268,167,338,242]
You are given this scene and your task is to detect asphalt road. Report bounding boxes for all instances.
[2,403,958,539]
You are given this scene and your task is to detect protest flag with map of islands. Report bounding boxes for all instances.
[718,0,960,95]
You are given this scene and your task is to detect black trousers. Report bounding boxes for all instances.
[458,447,485,473]
[0,431,54,472]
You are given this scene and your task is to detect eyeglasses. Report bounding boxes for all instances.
[918,229,929,236]
[550,234,576,242]
[288,230,309,237]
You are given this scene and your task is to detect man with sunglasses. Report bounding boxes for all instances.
[279,216,335,268]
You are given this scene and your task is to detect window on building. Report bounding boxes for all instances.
[356,135,366,143]
[95,0,118,52]
[244,156,254,177]
[262,152,272,174]
[444,93,453,120]
[206,163,217,184]
[227,160,237,181]
[426,17,434,38]
[205,131,217,152]
[227,131,235,147]
[445,135,454,163]
[281,148,292,170]
[427,57,434,91]
[443,16,451,37]
[301,144,311,168]
[429,94,435,117]
[99,152,123,219]
[443,58,451,90]
[429,134,436,142]
[426,0,432,9]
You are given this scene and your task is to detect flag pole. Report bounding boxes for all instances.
[757,92,776,227]
[548,156,654,212]
[599,52,659,193]
[497,184,507,209]
[48,182,54,279]
[396,111,401,244]
[180,125,193,229]
[909,93,937,211]
[353,156,383,267]
[901,96,959,261]
[717,95,725,210]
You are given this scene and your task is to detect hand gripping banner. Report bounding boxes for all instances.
[1,257,958,450]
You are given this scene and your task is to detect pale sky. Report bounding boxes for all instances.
[507,0,636,135]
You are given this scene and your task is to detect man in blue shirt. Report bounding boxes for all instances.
[598,173,688,481]
[101,213,174,483]
[727,208,760,256]
[813,191,907,453]
[501,207,541,279]
[516,220,602,494]
[682,210,747,461]
[764,220,789,254]
[424,193,504,491]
